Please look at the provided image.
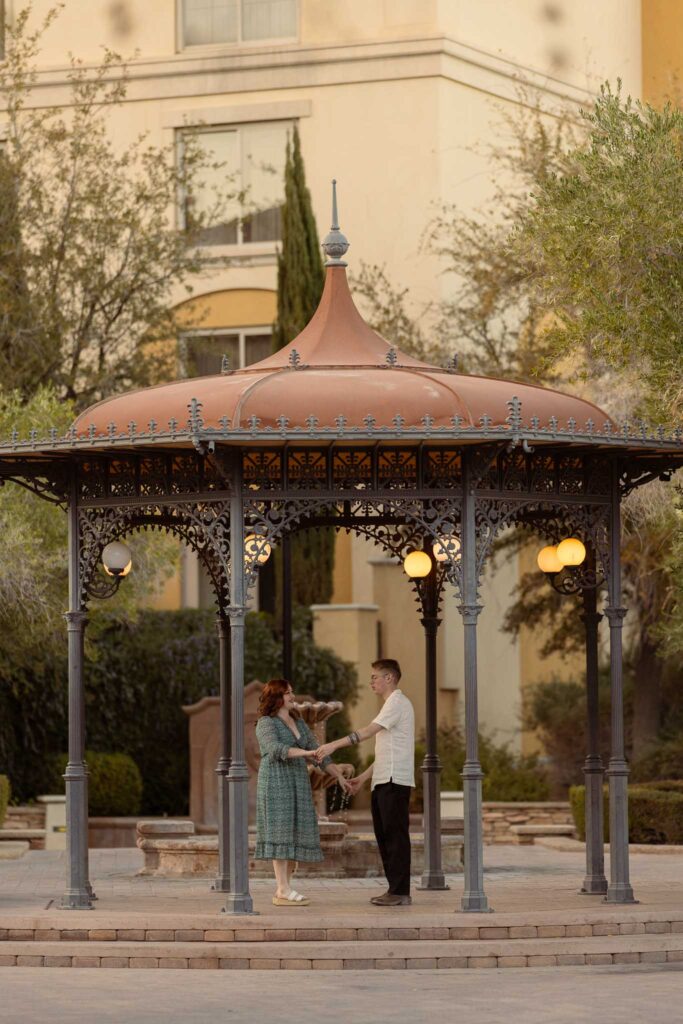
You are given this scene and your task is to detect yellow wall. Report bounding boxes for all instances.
[174,289,277,330]
[642,0,683,105]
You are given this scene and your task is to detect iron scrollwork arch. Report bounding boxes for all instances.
[473,497,611,596]
[78,501,232,611]
[242,495,463,597]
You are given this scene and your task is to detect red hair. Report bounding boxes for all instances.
[257,678,298,719]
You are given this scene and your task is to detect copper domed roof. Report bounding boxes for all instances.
[74,266,608,442]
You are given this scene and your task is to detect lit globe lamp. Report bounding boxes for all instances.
[403,549,432,578]
[102,541,132,578]
[432,535,461,563]
[536,544,563,579]
[557,537,586,568]
[244,533,272,566]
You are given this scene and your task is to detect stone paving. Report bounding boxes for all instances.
[1,963,683,1024]
[1,843,683,918]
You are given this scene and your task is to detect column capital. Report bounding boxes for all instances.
[457,603,483,625]
[64,610,88,629]
[604,606,627,626]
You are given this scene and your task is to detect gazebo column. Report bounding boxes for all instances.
[61,482,93,910]
[605,461,636,904]
[580,566,607,895]
[213,612,231,893]
[282,532,293,680]
[457,456,490,913]
[418,554,447,891]
[224,453,254,914]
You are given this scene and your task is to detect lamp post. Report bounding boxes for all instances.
[404,540,452,891]
[213,530,271,895]
[63,536,133,910]
[537,537,607,896]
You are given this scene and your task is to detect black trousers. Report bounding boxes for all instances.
[371,780,411,896]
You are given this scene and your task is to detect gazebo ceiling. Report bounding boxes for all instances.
[73,264,609,438]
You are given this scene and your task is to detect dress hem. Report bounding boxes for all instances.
[254,843,324,863]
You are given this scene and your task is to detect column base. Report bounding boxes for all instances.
[579,876,608,895]
[211,876,231,893]
[461,892,492,913]
[417,874,450,891]
[605,885,638,905]
[222,894,257,915]
[60,890,93,910]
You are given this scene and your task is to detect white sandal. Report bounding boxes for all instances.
[272,889,310,906]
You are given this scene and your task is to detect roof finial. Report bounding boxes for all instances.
[322,178,349,266]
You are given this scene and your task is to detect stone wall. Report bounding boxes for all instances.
[482,802,574,844]
[4,805,45,830]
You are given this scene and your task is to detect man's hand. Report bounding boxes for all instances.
[314,742,337,761]
[346,776,365,795]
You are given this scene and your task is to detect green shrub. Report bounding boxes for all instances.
[570,782,683,845]
[0,775,10,827]
[415,724,550,807]
[524,674,620,795]
[51,751,142,817]
[631,731,683,783]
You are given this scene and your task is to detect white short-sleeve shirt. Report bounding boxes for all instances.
[371,689,415,789]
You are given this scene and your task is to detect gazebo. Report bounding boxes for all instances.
[2,185,681,915]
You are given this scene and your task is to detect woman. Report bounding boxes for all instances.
[255,678,351,906]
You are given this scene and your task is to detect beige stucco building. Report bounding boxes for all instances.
[4,0,672,749]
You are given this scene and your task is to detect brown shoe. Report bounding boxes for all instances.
[370,894,412,906]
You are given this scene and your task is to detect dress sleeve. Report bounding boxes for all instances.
[299,719,332,768]
[256,717,292,762]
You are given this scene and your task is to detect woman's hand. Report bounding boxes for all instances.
[303,749,322,762]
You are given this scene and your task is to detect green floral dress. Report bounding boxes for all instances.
[255,715,332,862]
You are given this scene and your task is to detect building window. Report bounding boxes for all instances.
[180,327,273,377]
[181,0,297,47]
[184,121,290,246]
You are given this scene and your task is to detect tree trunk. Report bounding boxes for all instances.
[631,638,662,760]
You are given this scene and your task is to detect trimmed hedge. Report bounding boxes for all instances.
[52,751,142,817]
[569,781,683,845]
[0,775,9,827]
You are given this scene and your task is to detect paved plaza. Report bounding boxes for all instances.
[0,960,681,1024]
[1,843,683,1022]
[1,842,682,918]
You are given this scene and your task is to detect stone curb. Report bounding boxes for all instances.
[0,934,682,970]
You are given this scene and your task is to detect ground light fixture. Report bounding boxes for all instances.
[403,549,432,578]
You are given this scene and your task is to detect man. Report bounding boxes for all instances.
[315,659,415,906]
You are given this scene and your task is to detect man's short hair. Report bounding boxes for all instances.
[372,658,401,683]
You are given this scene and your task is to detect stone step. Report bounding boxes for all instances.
[1,933,683,969]
[510,824,576,845]
[2,908,683,944]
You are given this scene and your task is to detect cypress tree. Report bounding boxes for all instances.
[272,125,335,609]
[273,126,325,350]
